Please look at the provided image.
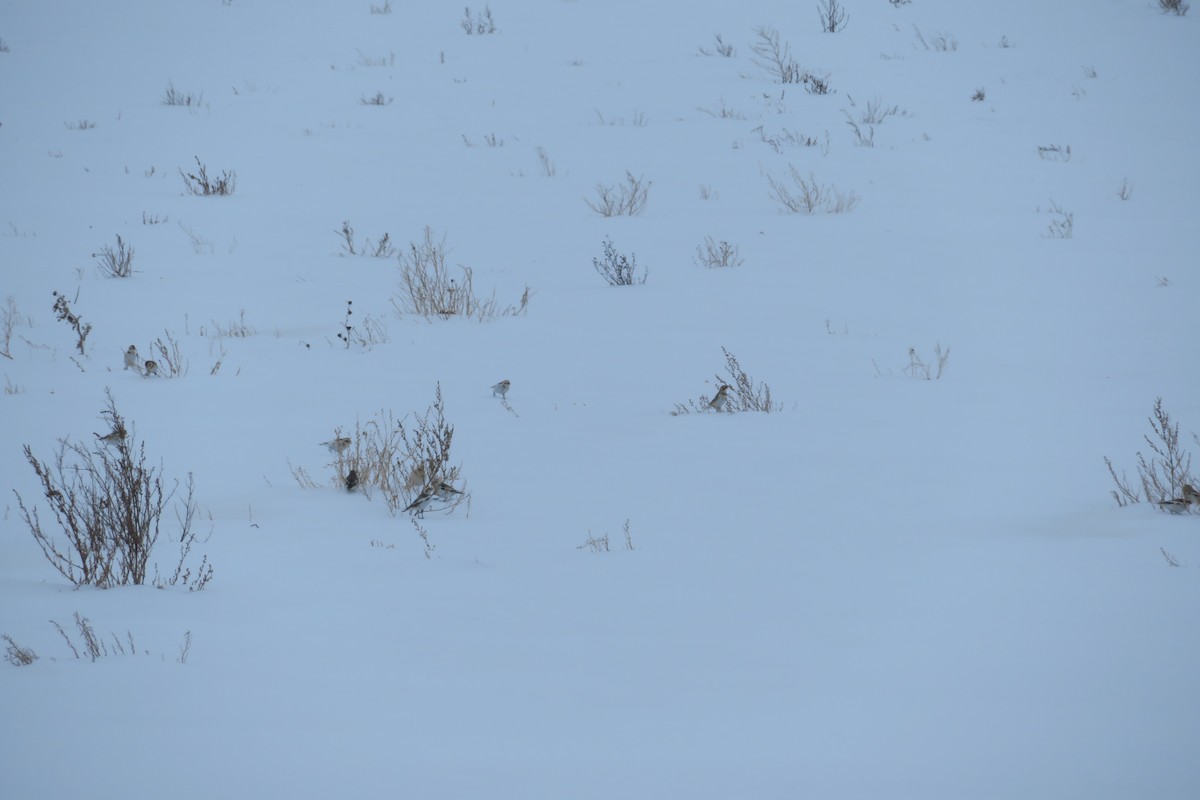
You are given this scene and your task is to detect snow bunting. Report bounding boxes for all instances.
[491,379,511,398]
[1160,484,1200,514]
[707,384,732,412]
[1159,498,1191,515]
[404,486,438,517]
[321,437,352,454]
[94,425,127,448]
[143,360,159,377]
[1183,483,1200,508]
[405,464,427,493]
[435,481,463,501]
[123,345,140,371]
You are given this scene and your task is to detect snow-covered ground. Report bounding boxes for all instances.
[2,1,1198,797]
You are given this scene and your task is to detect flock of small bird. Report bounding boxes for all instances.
[96,344,1200,519]
[317,381,723,516]
[311,383,518,517]
[108,347,736,518]
[318,431,465,516]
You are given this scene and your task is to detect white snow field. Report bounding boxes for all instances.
[1,1,1198,797]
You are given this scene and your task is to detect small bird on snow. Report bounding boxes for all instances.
[321,437,352,454]
[707,384,732,412]
[123,345,140,371]
[491,379,511,398]
[143,360,159,377]
[345,469,360,493]
[1159,483,1200,514]
[1159,498,1192,515]
[404,486,439,517]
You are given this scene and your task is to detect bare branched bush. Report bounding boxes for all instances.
[1042,200,1074,239]
[1158,0,1190,15]
[693,236,743,268]
[3,634,38,666]
[751,26,832,92]
[913,27,957,52]
[161,82,203,107]
[1104,398,1197,508]
[337,221,357,255]
[335,299,388,349]
[753,125,822,153]
[672,347,783,415]
[93,234,135,278]
[817,0,849,33]
[148,330,188,376]
[411,517,436,559]
[802,72,832,95]
[578,521,634,553]
[52,290,91,355]
[767,165,859,214]
[1,294,25,359]
[698,98,745,119]
[210,309,254,339]
[578,532,609,552]
[752,26,803,83]
[843,113,875,147]
[535,146,557,177]
[902,344,950,380]
[697,34,736,57]
[593,110,648,127]
[50,613,142,662]
[855,95,904,125]
[1037,144,1072,162]
[361,91,393,106]
[393,227,530,321]
[13,390,212,589]
[593,237,647,285]
[180,157,236,196]
[336,221,395,257]
[324,385,469,518]
[461,5,496,34]
[585,171,651,217]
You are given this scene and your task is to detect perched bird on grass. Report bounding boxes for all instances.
[707,384,731,412]
[123,345,140,371]
[143,360,159,377]
[94,424,127,448]
[321,437,351,454]
[491,379,511,398]
[405,464,427,493]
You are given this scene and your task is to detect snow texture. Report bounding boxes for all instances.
[1,1,1198,797]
